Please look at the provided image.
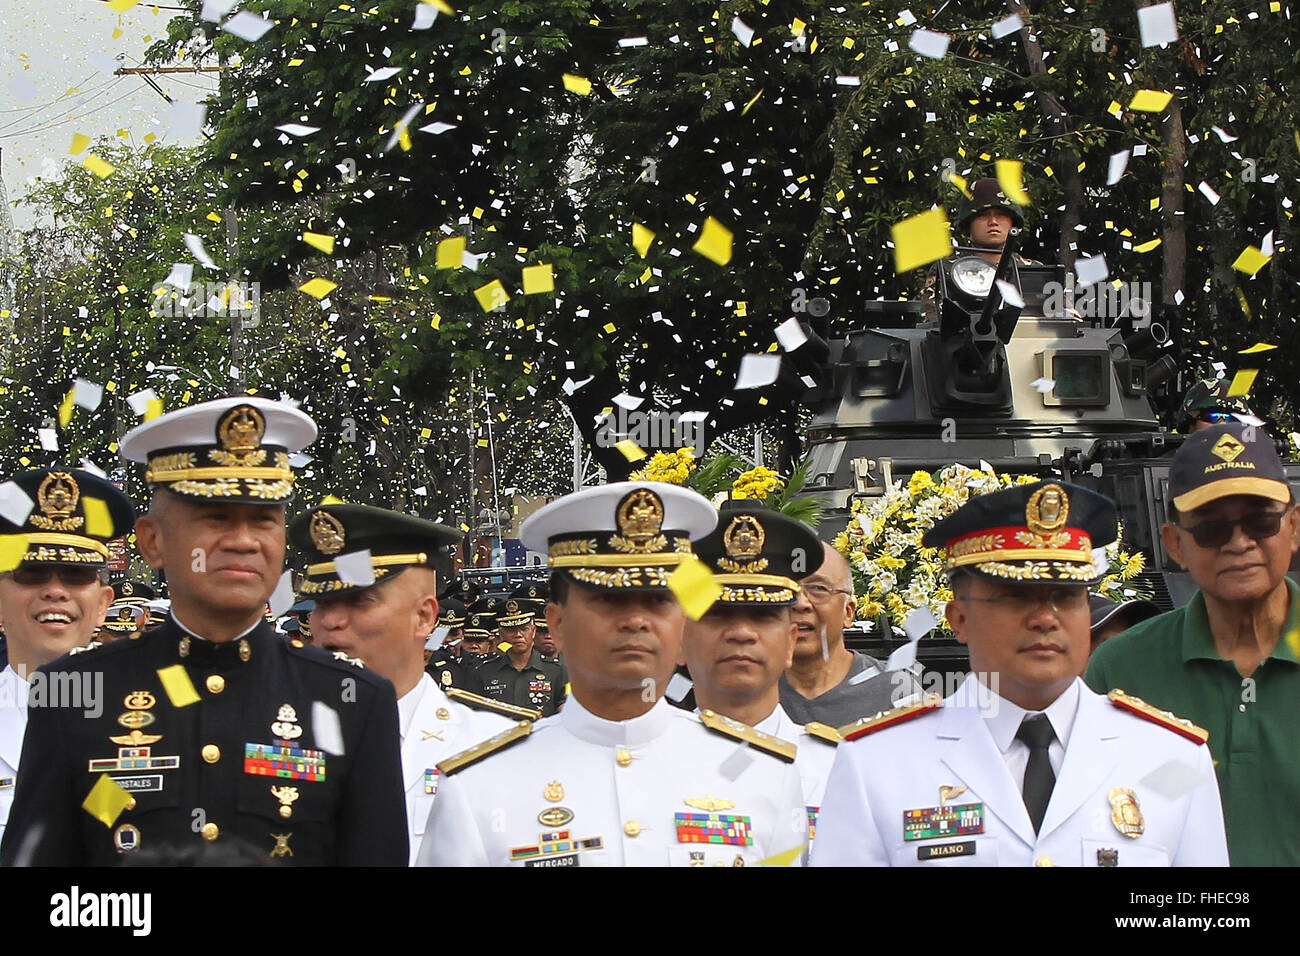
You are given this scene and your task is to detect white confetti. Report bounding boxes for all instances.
[991,13,1024,38]
[73,379,103,412]
[734,354,781,390]
[1137,2,1178,48]
[221,10,275,42]
[730,17,755,47]
[618,36,649,47]
[412,3,436,28]
[1031,377,1056,393]
[166,101,207,141]
[1107,149,1130,186]
[775,317,809,352]
[37,429,58,451]
[268,571,296,618]
[901,606,938,641]
[126,388,159,416]
[275,123,321,138]
[333,550,375,586]
[1210,125,1238,143]
[364,66,403,83]
[78,459,108,478]
[0,482,35,526]
[886,640,918,671]
[418,121,458,135]
[1198,181,1221,205]
[1140,760,1205,801]
[995,279,1024,309]
[718,743,754,781]
[612,393,644,410]
[665,672,694,702]
[311,702,346,756]
[200,0,238,22]
[908,28,950,59]
[164,263,194,290]
[1074,254,1109,286]
[184,233,218,270]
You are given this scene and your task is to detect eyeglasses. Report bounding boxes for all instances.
[1179,509,1290,549]
[800,583,853,602]
[6,566,102,588]
[959,587,1089,615]
[1199,411,1236,424]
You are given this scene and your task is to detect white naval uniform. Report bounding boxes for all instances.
[417,695,808,867]
[0,666,29,845]
[399,673,514,865]
[812,675,1228,867]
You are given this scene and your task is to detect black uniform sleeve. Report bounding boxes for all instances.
[1,681,80,866]
[454,663,484,694]
[336,678,408,865]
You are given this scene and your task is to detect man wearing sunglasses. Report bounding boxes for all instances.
[815,480,1226,866]
[0,467,135,848]
[1087,422,1300,865]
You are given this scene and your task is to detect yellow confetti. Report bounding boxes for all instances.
[57,389,75,428]
[1226,369,1259,398]
[995,159,1031,206]
[145,398,164,421]
[157,665,200,708]
[615,440,646,462]
[1239,342,1278,354]
[69,133,90,155]
[742,88,764,115]
[1106,100,1123,117]
[759,842,808,867]
[603,322,617,334]
[107,0,140,10]
[474,279,510,312]
[1133,238,1162,253]
[420,0,455,11]
[0,535,29,573]
[436,236,466,269]
[321,494,346,505]
[692,217,734,266]
[302,232,336,254]
[562,74,592,96]
[521,263,554,295]
[1129,89,1173,112]
[632,223,655,257]
[82,774,135,829]
[1231,246,1271,277]
[298,278,338,299]
[82,497,112,537]
[497,642,513,653]
[398,127,413,152]
[82,155,115,179]
[890,207,953,273]
[668,555,722,621]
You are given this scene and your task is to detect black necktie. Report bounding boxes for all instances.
[1016,714,1056,834]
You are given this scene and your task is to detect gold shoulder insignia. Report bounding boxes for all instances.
[698,710,796,763]
[838,695,943,741]
[445,687,542,721]
[437,721,533,776]
[331,650,366,668]
[1107,689,1209,745]
[69,641,103,656]
[803,721,843,745]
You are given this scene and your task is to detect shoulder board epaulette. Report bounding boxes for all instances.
[437,721,534,776]
[698,710,797,763]
[838,694,944,741]
[445,687,541,721]
[331,650,366,669]
[68,641,103,656]
[803,721,843,745]
[1107,689,1209,745]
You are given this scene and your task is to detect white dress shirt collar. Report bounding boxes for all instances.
[398,672,432,740]
[560,694,674,748]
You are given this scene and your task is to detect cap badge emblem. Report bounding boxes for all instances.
[310,510,347,555]
[1210,433,1246,463]
[1026,483,1070,536]
[32,471,84,531]
[506,600,519,614]
[719,514,769,573]
[211,403,268,467]
[121,582,133,595]
[611,488,668,554]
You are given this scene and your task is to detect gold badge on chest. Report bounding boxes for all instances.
[1109,788,1144,838]
[543,780,564,802]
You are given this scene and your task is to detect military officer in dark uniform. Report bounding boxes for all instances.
[100,580,157,643]
[0,396,408,866]
[459,605,498,669]
[476,585,567,716]
[423,598,483,693]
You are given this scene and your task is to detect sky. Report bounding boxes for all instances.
[0,0,216,228]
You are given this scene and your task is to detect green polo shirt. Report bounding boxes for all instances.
[1085,578,1300,866]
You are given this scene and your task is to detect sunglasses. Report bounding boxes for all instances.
[1199,411,1236,424]
[7,565,102,588]
[1180,509,1290,549]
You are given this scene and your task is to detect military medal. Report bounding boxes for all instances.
[270,785,299,819]
[270,833,293,858]
[1109,788,1144,838]
[938,785,968,807]
[543,780,564,802]
[538,806,574,827]
[684,795,735,812]
[903,802,985,841]
[271,703,303,740]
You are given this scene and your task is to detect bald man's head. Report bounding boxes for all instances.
[818,542,853,591]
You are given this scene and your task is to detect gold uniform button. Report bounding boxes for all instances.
[616,748,632,767]
[291,639,304,649]
[206,675,225,694]
[1035,856,1055,867]
[201,744,221,764]
[624,821,641,838]
[202,822,219,842]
